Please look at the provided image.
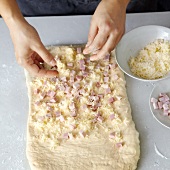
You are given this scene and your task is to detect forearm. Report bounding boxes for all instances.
[103,0,130,10]
[0,0,27,30]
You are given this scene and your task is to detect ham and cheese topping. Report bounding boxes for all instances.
[30,46,127,148]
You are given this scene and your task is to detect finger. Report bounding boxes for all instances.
[90,33,117,61]
[84,29,109,54]
[25,62,58,77]
[20,56,58,77]
[32,43,56,66]
[83,20,98,54]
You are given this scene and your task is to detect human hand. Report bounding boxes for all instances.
[9,21,58,77]
[83,0,129,60]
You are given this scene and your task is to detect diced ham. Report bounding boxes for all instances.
[76,75,83,81]
[151,97,158,103]
[96,102,101,107]
[50,98,56,103]
[98,94,104,99]
[43,80,47,86]
[103,71,108,76]
[77,47,82,54]
[55,85,59,90]
[96,82,101,87]
[37,116,45,121]
[79,59,85,65]
[55,111,61,117]
[85,57,90,63]
[158,95,169,102]
[69,102,75,110]
[46,113,52,118]
[79,130,86,138]
[81,71,88,77]
[164,94,169,101]
[59,115,65,122]
[109,132,115,139]
[35,101,41,106]
[34,89,40,94]
[80,64,85,71]
[153,102,158,110]
[59,85,65,91]
[70,110,77,117]
[70,76,75,83]
[110,114,115,120]
[91,105,98,111]
[63,133,69,139]
[105,65,110,71]
[82,104,87,109]
[70,70,76,76]
[105,88,111,94]
[89,95,99,102]
[47,106,53,111]
[40,92,46,100]
[109,63,116,69]
[69,124,76,130]
[47,90,56,98]
[158,102,163,109]
[92,118,97,123]
[96,64,100,69]
[116,96,122,100]
[65,86,71,94]
[102,84,109,89]
[79,89,85,95]
[163,103,169,110]
[73,82,80,90]
[96,111,102,117]
[68,133,74,139]
[90,91,95,96]
[159,93,166,97]
[163,110,169,116]
[97,116,104,123]
[60,77,67,82]
[113,74,119,80]
[67,62,74,67]
[116,142,123,148]
[104,76,109,82]
[108,97,115,103]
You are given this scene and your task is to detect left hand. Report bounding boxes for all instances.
[83,0,129,60]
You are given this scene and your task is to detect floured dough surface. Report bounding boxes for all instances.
[25,46,140,170]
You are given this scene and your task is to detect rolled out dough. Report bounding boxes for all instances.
[25,46,140,170]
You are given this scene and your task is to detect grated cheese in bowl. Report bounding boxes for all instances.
[129,39,170,80]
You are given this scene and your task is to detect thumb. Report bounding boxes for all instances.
[33,43,56,66]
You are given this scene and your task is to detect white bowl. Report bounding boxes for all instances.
[115,25,170,82]
[149,78,170,129]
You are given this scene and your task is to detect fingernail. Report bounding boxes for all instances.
[50,60,56,66]
[90,55,96,61]
[86,41,91,47]
[83,49,89,54]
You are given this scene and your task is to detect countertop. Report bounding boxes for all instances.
[0,12,170,170]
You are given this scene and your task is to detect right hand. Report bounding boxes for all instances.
[9,21,58,77]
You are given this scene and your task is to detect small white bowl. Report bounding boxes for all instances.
[115,25,170,82]
[149,78,170,129]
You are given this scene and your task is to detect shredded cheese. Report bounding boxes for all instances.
[129,39,170,80]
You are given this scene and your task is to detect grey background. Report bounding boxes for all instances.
[0,12,170,170]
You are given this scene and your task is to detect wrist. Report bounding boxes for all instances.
[4,13,27,30]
